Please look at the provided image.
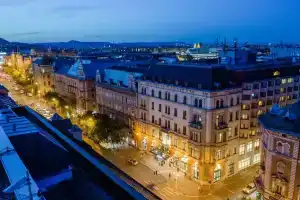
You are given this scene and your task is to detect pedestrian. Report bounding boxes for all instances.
[169,173,171,179]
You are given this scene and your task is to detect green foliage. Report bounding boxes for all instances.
[90,115,130,145]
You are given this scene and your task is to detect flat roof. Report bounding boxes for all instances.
[0,127,41,200]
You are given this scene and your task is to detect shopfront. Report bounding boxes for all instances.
[214,164,222,182]
[192,162,199,180]
[179,156,188,173]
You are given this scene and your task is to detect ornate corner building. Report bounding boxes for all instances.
[134,62,300,184]
[258,103,300,200]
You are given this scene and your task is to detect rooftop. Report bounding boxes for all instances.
[259,102,300,137]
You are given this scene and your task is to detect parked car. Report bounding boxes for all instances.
[128,158,139,166]
[243,183,256,194]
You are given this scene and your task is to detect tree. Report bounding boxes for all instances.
[91,115,130,147]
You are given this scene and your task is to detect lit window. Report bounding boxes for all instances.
[254,139,260,149]
[253,153,261,164]
[288,78,294,83]
[216,149,221,160]
[281,79,287,84]
[247,142,253,152]
[239,144,245,155]
[242,114,248,120]
[273,71,280,76]
[258,101,263,106]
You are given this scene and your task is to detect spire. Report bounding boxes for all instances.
[197,43,201,48]
[193,43,197,48]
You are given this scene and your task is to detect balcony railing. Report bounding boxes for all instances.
[215,122,228,130]
[140,105,147,111]
[189,121,202,129]
[160,126,171,133]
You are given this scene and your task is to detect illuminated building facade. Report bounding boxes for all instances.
[32,57,55,96]
[257,103,300,200]
[135,61,300,184]
[54,58,118,113]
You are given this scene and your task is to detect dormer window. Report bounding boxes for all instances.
[175,80,179,85]
[273,71,280,76]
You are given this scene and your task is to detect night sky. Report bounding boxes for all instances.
[0,0,299,43]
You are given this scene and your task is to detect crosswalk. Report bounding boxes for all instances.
[144,181,180,200]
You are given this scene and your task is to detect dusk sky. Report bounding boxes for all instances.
[0,0,299,43]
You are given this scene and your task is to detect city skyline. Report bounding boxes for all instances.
[1,0,300,43]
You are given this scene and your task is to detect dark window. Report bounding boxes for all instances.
[174,94,178,102]
[158,91,162,99]
[268,81,274,87]
[237,97,240,104]
[174,108,177,117]
[183,126,187,135]
[174,123,177,131]
[293,94,298,99]
[267,91,274,96]
[183,110,187,120]
[194,99,198,107]
[152,102,154,110]
[234,126,238,136]
[242,95,251,100]
[275,79,281,85]
[159,104,161,112]
[220,99,224,108]
[168,93,171,100]
[275,89,280,94]
[260,92,266,97]
[294,86,298,91]
[159,118,161,125]
[229,112,233,121]
[216,100,220,108]
[152,115,154,123]
[199,99,202,108]
[168,121,170,129]
[236,111,239,120]
[288,87,293,92]
[165,105,168,114]
[295,77,299,82]
[183,96,187,104]
[261,82,267,88]
[165,92,168,100]
[151,89,154,97]
[253,83,259,89]
[230,98,234,106]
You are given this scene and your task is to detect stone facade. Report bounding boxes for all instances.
[135,75,300,184]
[257,128,300,200]
[32,63,54,96]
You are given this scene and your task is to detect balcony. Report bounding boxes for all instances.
[140,105,147,111]
[189,121,202,129]
[160,126,171,133]
[215,122,228,130]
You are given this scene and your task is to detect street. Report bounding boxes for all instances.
[0,76,258,200]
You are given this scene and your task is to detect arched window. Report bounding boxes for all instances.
[276,141,283,154]
[283,143,290,155]
[216,100,220,108]
[167,92,171,100]
[165,92,168,100]
[183,96,187,104]
[277,162,285,174]
[194,99,198,107]
[158,91,162,99]
[230,98,234,106]
[237,97,240,105]
[199,99,202,108]
[174,94,178,102]
[151,89,155,97]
